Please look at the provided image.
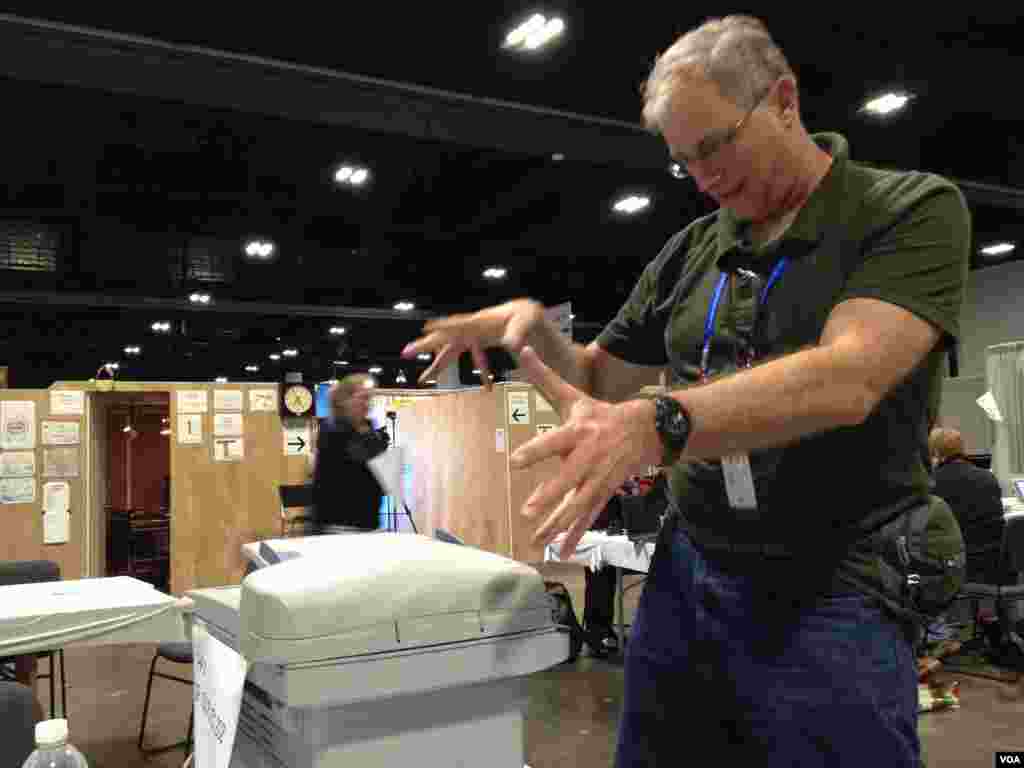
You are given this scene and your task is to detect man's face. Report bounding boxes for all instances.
[345,388,373,423]
[660,74,793,223]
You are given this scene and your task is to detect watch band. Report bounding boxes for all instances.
[653,395,692,467]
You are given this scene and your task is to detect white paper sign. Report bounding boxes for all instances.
[213,413,243,437]
[192,620,249,768]
[369,446,404,512]
[50,390,84,416]
[283,424,311,456]
[42,421,81,445]
[535,393,555,412]
[1,401,35,450]
[213,437,244,462]
[42,482,71,545]
[213,390,243,412]
[495,428,506,453]
[178,390,209,414]
[977,391,1003,422]
[43,447,79,478]
[249,389,277,412]
[0,451,35,478]
[178,414,203,445]
[0,477,35,504]
[508,392,531,425]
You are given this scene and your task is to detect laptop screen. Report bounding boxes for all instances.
[1015,478,1024,502]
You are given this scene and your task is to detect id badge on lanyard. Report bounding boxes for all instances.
[698,256,789,511]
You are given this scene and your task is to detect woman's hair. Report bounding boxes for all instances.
[330,373,375,415]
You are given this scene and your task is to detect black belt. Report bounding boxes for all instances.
[670,513,797,559]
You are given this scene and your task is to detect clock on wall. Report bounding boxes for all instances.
[281,383,314,418]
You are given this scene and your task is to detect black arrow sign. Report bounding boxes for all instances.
[288,435,306,450]
[511,408,525,422]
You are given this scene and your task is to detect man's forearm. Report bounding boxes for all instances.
[672,343,872,460]
[523,319,592,393]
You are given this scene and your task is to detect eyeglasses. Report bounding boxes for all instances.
[668,86,772,181]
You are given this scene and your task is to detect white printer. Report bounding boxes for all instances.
[188,533,568,768]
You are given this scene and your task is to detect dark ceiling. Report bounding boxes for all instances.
[0,7,1021,388]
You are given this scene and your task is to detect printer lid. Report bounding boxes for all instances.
[190,533,553,663]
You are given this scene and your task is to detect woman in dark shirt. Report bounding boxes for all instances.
[312,374,389,533]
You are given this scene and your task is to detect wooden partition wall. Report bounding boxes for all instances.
[0,388,89,580]
[397,382,563,564]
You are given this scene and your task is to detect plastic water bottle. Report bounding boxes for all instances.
[22,719,89,768]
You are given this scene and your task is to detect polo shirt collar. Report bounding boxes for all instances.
[716,132,851,271]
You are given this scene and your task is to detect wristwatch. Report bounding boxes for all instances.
[653,395,692,467]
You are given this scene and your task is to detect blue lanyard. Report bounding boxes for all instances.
[699,256,789,378]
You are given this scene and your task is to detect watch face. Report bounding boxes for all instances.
[284,385,313,415]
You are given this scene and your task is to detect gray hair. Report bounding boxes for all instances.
[641,15,794,133]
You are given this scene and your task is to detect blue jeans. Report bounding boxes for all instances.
[615,518,920,767]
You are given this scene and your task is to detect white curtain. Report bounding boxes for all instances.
[986,341,1024,494]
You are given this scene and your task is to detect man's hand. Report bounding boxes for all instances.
[509,347,662,559]
[401,299,546,390]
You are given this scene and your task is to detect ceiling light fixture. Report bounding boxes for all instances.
[613,195,651,215]
[335,165,371,187]
[189,292,212,305]
[395,370,407,385]
[394,301,415,312]
[504,13,566,51]
[151,321,171,333]
[245,365,260,373]
[243,239,276,260]
[483,266,508,280]
[369,366,383,375]
[269,354,281,361]
[981,242,1017,257]
[329,326,347,335]
[551,153,565,162]
[424,379,437,386]
[416,353,431,361]
[215,377,228,384]
[124,346,141,356]
[862,91,912,116]
[283,348,298,357]
[334,360,349,366]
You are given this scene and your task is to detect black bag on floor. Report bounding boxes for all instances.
[544,581,585,662]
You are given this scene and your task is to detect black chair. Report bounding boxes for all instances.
[279,484,315,537]
[0,560,68,720]
[0,682,43,767]
[138,641,194,754]
[957,513,1024,657]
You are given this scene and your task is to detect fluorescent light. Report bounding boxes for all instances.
[613,195,651,214]
[981,242,1016,257]
[505,13,564,51]
[243,239,276,260]
[483,266,508,280]
[863,92,910,115]
[283,349,298,357]
[394,301,415,312]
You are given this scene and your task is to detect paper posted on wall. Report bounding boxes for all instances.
[977,391,1003,422]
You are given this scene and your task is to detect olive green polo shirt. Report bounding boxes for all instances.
[597,132,970,592]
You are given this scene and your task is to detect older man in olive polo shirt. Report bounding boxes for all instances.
[403,15,968,767]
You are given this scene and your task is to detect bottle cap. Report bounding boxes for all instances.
[35,718,69,748]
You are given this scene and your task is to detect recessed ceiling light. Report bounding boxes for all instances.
[188,292,212,305]
[269,354,281,361]
[668,162,687,180]
[333,360,349,366]
[245,365,260,373]
[613,195,651,215]
[552,153,565,162]
[329,326,347,335]
[283,348,298,357]
[124,346,141,355]
[395,371,408,384]
[483,266,508,280]
[215,377,228,384]
[504,13,565,51]
[981,242,1017,257]
[394,301,415,312]
[151,321,171,333]
[417,353,431,361]
[369,366,383,375]
[243,239,276,260]
[335,165,371,186]
[472,369,481,375]
[862,92,911,115]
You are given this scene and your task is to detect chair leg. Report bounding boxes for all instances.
[48,652,56,720]
[187,708,194,751]
[59,650,67,720]
[137,655,159,750]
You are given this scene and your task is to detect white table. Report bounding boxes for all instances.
[543,532,657,649]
